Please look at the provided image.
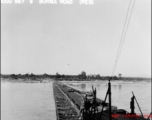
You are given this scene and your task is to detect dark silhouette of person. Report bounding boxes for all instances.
[130,96,135,114]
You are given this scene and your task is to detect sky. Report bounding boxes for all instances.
[1,0,151,77]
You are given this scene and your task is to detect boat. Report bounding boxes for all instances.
[53,80,150,120]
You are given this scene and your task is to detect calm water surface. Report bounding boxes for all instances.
[1,81,56,120]
[1,80,151,120]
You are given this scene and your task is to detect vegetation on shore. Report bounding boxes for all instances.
[0,71,151,81]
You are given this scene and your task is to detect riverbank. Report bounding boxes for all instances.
[1,77,151,83]
[1,78,53,83]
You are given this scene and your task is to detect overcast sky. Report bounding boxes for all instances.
[1,0,151,77]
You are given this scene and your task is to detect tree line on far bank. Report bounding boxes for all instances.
[0,71,151,81]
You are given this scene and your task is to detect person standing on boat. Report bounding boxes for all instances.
[130,96,135,114]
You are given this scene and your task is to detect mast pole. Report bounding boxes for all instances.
[109,78,112,120]
[98,87,109,120]
[99,77,112,120]
[132,91,144,118]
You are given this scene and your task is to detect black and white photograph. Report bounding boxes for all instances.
[1,0,151,120]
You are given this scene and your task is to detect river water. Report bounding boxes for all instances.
[1,79,151,120]
[1,80,56,120]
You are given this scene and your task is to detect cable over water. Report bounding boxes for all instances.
[111,0,136,77]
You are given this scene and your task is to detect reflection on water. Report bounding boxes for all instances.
[96,83,100,88]
[80,84,86,91]
[118,85,121,90]
[113,85,117,90]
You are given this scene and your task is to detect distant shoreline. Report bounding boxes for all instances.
[1,73,151,81]
[1,77,151,83]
